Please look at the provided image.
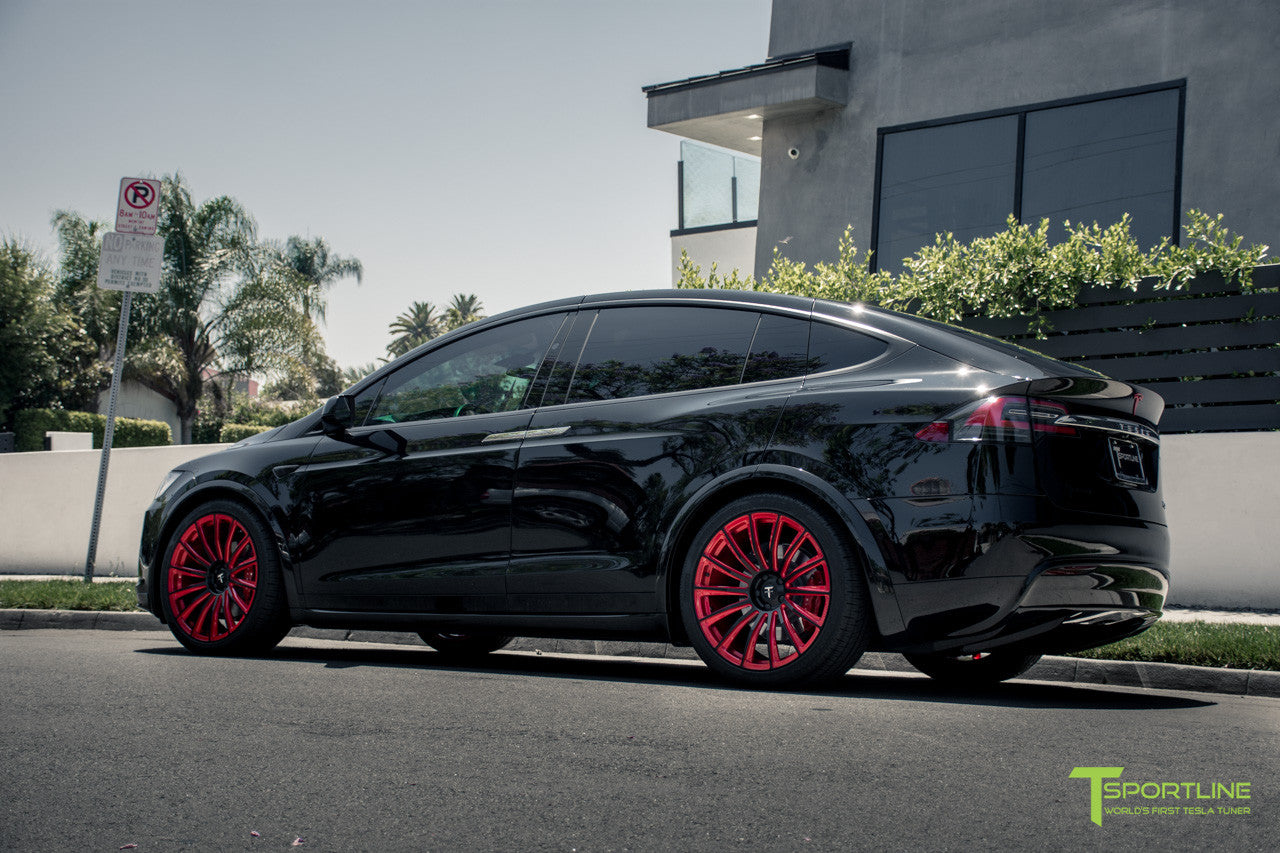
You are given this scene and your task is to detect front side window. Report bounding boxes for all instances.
[565,306,758,403]
[364,313,565,425]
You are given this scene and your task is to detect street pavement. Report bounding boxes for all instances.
[1,629,1277,852]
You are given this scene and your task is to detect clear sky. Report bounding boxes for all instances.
[0,0,771,370]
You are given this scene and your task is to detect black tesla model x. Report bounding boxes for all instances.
[138,289,1169,687]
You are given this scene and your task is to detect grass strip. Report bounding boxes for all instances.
[0,579,141,612]
[1065,621,1279,671]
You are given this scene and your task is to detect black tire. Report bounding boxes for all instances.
[679,493,871,687]
[419,632,513,658]
[159,499,289,655]
[904,650,1042,686]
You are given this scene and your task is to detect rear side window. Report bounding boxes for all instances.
[566,306,758,403]
[808,321,889,373]
[742,313,811,383]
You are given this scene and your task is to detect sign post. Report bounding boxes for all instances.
[85,178,162,582]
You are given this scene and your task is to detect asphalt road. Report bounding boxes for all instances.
[2,630,1277,852]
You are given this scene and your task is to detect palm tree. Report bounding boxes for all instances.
[387,301,441,358]
[342,361,382,386]
[128,174,316,443]
[281,235,363,323]
[443,293,485,331]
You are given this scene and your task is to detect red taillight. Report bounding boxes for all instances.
[916,397,1077,444]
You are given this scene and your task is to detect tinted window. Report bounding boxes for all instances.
[365,313,564,424]
[351,378,385,426]
[809,322,889,372]
[565,306,757,402]
[877,115,1019,274]
[538,311,596,407]
[1022,89,1179,248]
[742,313,810,383]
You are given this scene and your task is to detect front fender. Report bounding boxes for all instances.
[144,475,303,622]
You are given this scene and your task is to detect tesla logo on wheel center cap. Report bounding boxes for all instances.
[749,572,785,611]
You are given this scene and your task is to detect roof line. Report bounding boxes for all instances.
[641,43,850,96]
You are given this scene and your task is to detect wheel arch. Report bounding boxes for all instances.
[148,480,301,623]
[657,464,905,645]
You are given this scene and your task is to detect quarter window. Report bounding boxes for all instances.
[364,313,565,425]
[808,322,890,372]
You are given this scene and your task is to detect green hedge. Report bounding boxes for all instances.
[13,409,172,452]
[219,423,273,443]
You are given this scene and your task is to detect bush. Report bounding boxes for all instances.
[191,411,224,444]
[219,423,273,443]
[13,408,172,452]
[678,209,1271,336]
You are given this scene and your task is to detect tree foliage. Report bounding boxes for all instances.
[444,293,485,331]
[123,174,324,442]
[384,294,487,361]
[278,235,363,323]
[387,300,443,358]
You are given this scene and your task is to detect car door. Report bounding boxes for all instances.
[508,304,804,614]
[292,311,568,613]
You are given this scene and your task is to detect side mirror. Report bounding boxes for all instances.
[320,394,356,436]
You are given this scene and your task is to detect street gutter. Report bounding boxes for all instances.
[4,608,1277,699]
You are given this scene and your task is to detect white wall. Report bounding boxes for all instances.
[97,380,181,443]
[0,444,227,576]
[0,434,1275,608]
[1161,433,1279,609]
[671,226,757,286]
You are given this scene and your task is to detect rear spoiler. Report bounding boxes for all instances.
[1025,377,1164,430]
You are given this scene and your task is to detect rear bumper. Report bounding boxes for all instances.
[891,561,1168,656]
[875,497,1170,655]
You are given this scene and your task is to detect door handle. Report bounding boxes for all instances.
[481,426,570,444]
[522,426,570,440]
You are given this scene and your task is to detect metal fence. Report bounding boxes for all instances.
[961,264,1280,433]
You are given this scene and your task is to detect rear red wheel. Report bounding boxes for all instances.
[681,494,870,686]
[160,500,288,654]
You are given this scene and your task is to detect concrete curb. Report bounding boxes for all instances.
[4,608,1278,698]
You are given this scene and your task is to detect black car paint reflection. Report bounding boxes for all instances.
[137,290,1170,679]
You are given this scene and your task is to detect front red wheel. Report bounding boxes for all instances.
[160,500,288,654]
[167,513,260,642]
[681,494,870,687]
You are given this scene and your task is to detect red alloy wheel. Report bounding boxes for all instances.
[692,511,832,671]
[166,513,260,643]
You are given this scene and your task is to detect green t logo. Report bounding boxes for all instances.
[1070,766,1125,825]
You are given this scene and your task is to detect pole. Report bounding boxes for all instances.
[84,288,133,582]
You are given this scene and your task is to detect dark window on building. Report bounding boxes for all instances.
[365,313,564,424]
[876,116,1019,275]
[808,322,890,372]
[873,83,1183,273]
[565,306,758,403]
[1022,88,1180,248]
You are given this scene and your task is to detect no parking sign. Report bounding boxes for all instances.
[115,177,160,234]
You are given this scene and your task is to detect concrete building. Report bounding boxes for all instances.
[645,0,1279,281]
